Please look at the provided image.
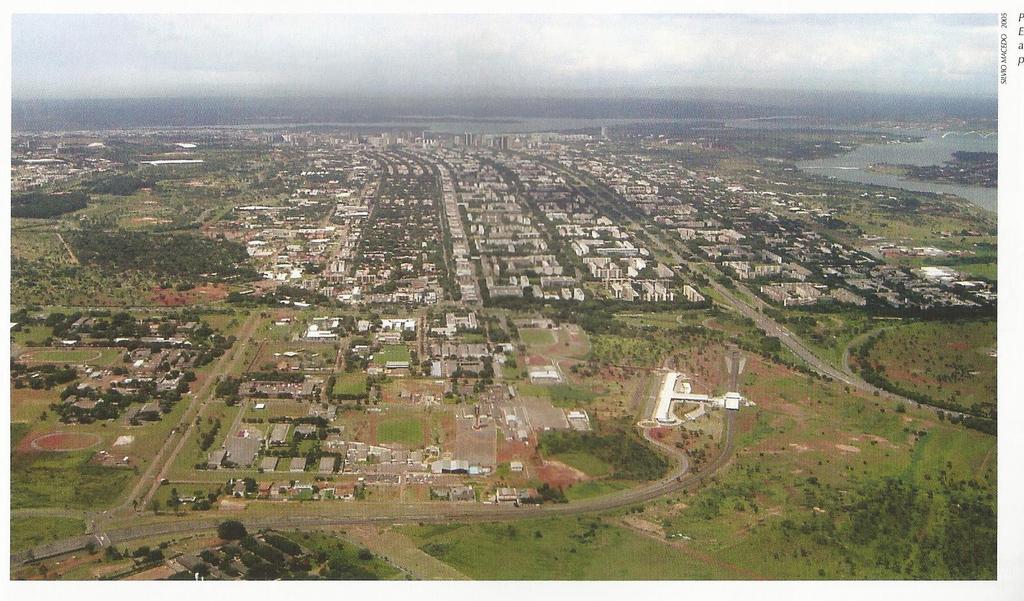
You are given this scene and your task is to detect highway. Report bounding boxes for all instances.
[14,406,734,566]
[542,155,964,418]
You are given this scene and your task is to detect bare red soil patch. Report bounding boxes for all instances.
[30,431,101,452]
[526,354,549,366]
[648,427,673,441]
[536,460,586,489]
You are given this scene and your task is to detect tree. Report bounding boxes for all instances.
[217,519,247,541]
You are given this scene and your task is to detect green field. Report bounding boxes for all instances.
[27,347,124,366]
[400,518,730,579]
[563,480,630,501]
[11,324,53,346]
[10,516,87,553]
[518,383,597,407]
[519,328,555,346]
[647,349,998,580]
[550,451,611,477]
[590,334,675,368]
[955,262,997,280]
[852,320,996,416]
[332,371,368,398]
[12,423,31,451]
[281,531,402,580]
[372,345,412,366]
[11,451,136,510]
[376,416,424,447]
[539,428,668,481]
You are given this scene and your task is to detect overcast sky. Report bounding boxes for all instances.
[12,13,997,99]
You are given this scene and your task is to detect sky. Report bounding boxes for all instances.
[11,13,998,99]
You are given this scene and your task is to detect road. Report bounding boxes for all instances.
[540,155,961,417]
[107,311,263,523]
[15,406,733,566]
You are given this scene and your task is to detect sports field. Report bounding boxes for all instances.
[376,415,425,447]
[372,345,412,366]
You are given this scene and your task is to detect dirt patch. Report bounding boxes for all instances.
[835,444,861,454]
[30,431,102,452]
[622,515,665,537]
[148,283,229,307]
[647,427,674,441]
[536,460,587,489]
[526,354,550,366]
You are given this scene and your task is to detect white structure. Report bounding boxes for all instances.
[528,367,562,383]
[653,371,744,425]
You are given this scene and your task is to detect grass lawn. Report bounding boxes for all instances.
[955,262,997,280]
[11,324,53,346]
[11,422,32,451]
[551,451,612,477]
[401,517,729,579]
[519,328,555,346]
[281,531,402,580]
[372,345,412,366]
[11,451,135,510]
[333,371,368,397]
[376,416,424,447]
[590,334,675,368]
[10,516,87,553]
[853,320,995,413]
[517,383,597,408]
[563,480,630,501]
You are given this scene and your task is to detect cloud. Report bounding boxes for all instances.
[12,13,997,98]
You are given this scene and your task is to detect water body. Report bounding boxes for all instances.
[730,119,997,213]
[440,116,996,213]
[797,131,996,212]
[153,116,704,134]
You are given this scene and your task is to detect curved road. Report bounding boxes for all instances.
[14,403,736,567]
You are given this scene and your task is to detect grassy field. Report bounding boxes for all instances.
[519,328,555,346]
[372,345,412,366]
[852,320,996,415]
[25,347,124,366]
[771,309,876,367]
[375,415,424,447]
[638,346,998,580]
[400,517,730,579]
[517,382,597,407]
[563,480,630,501]
[550,451,612,477]
[10,516,87,553]
[333,371,368,397]
[280,530,403,580]
[169,401,243,479]
[11,451,136,510]
[589,334,674,368]
[11,381,194,511]
[11,324,53,346]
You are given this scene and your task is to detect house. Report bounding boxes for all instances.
[289,457,307,472]
[293,424,317,439]
[494,487,522,504]
[136,402,162,421]
[207,449,227,470]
